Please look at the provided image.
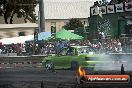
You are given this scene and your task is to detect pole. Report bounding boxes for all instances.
[38,11,41,33]
[97,6,100,39]
[39,0,45,32]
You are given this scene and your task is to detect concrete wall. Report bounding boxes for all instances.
[45,19,88,32]
[0,15,88,38]
[0,28,35,38]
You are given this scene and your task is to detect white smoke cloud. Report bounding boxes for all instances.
[94,54,132,71]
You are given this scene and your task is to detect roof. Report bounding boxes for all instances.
[0,23,38,29]
[35,0,95,19]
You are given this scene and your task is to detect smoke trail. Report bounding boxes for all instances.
[94,54,132,71]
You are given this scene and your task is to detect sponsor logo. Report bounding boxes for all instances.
[108,7,113,11]
[126,4,132,9]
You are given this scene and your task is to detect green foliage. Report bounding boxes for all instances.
[0,0,37,24]
[74,27,84,37]
[74,26,89,39]
[63,18,84,30]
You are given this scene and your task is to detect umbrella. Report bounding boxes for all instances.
[38,32,51,40]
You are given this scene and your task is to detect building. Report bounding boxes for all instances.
[37,0,95,32]
[0,0,96,38]
[0,23,38,39]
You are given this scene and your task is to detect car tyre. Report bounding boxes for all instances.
[45,61,54,70]
[71,61,79,70]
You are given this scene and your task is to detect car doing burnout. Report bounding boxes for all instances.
[42,46,100,70]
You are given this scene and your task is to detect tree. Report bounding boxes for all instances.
[63,18,86,38]
[63,18,84,30]
[0,0,38,24]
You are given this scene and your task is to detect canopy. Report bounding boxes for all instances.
[55,28,83,40]
[0,35,34,45]
[0,32,51,45]
[38,32,51,40]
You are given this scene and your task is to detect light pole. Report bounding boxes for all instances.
[39,0,45,32]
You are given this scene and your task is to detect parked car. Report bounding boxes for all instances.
[42,46,102,70]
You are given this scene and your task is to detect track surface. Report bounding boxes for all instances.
[0,54,131,88]
[0,68,76,88]
[0,68,132,88]
[0,68,76,81]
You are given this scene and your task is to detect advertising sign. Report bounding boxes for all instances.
[107,5,115,13]
[116,3,124,12]
[91,7,99,15]
[125,1,132,11]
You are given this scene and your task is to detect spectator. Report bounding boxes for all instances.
[66,46,73,55]
[121,64,125,74]
[0,48,2,54]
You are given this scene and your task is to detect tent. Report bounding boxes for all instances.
[55,28,83,40]
[0,32,51,45]
[0,35,34,45]
[25,32,51,43]
[38,32,51,40]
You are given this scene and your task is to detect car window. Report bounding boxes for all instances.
[59,48,68,56]
[59,47,75,56]
[78,47,95,54]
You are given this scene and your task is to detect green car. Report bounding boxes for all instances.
[42,46,99,70]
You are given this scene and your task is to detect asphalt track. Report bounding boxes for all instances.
[0,68,76,81]
[0,54,131,88]
[0,67,132,88]
[0,68,77,88]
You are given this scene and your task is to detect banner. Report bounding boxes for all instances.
[125,1,132,11]
[84,75,130,83]
[91,6,106,16]
[116,3,124,12]
[107,5,115,13]
[99,6,106,14]
[91,7,99,15]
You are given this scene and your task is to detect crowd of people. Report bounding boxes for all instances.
[0,43,24,56]
[94,37,132,53]
[0,37,132,56]
[92,38,122,53]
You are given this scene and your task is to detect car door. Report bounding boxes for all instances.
[53,47,77,69]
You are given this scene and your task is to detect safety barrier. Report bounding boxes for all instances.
[0,55,46,68]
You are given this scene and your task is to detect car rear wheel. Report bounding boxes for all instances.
[71,61,79,70]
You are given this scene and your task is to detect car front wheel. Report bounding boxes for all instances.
[45,61,54,70]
